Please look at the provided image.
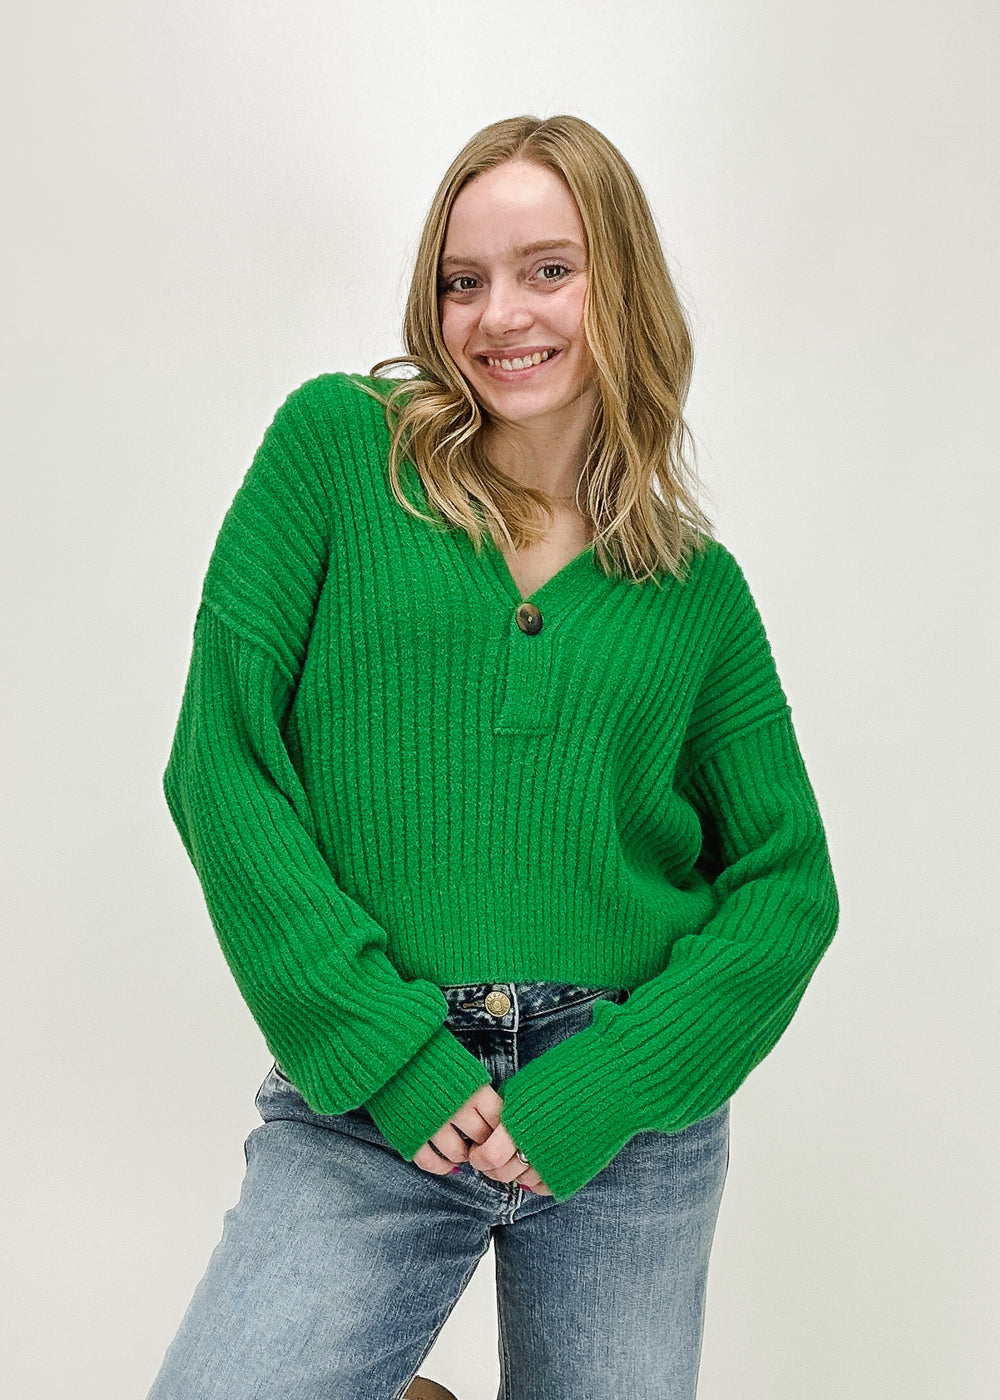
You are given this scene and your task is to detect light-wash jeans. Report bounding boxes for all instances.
[146,980,729,1399]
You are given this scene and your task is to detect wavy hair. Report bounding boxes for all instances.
[362,114,714,585]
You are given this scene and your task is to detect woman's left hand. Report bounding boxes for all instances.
[467,1121,553,1195]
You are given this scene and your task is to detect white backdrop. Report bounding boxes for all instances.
[4,3,997,1397]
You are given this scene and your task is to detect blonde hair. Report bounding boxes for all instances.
[363,114,713,585]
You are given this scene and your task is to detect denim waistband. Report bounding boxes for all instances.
[439,980,630,1032]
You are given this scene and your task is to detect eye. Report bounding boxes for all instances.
[439,274,479,295]
[537,262,571,282]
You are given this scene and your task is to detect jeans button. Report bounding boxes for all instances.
[484,989,511,1017]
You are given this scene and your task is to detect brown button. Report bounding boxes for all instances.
[484,989,512,1017]
[516,602,543,635]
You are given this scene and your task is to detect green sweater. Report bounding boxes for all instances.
[163,371,839,1202]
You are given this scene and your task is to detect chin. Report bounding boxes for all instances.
[471,373,586,420]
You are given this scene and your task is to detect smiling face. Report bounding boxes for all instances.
[438,158,599,440]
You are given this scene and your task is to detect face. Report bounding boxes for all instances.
[438,159,599,437]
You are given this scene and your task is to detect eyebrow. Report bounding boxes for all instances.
[439,239,585,271]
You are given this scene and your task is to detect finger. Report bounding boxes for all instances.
[448,1103,499,1146]
[467,1083,504,1128]
[507,1161,553,1196]
[470,1151,536,1186]
[467,1123,518,1173]
[468,1126,553,1192]
[478,1157,552,1195]
[448,1088,502,1144]
[411,1143,458,1175]
[427,1121,471,1162]
[420,1087,503,1164]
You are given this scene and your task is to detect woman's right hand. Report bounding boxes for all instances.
[411,1083,553,1195]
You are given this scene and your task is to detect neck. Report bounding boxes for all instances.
[482,397,596,501]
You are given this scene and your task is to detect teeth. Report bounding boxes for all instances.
[485,349,554,370]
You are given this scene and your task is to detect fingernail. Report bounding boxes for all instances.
[521,1184,533,1193]
[450,1166,461,1174]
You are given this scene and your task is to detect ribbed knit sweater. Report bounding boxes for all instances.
[163,371,839,1202]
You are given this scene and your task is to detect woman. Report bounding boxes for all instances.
[147,115,839,1399]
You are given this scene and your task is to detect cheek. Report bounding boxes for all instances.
[556,288,589,346]
[439,303,471,359]
[568,312,598,386]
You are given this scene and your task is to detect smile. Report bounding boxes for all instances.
[480,348,558,372]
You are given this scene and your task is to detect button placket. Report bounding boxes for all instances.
[493,604,558,737]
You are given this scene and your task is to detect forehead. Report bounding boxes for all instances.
[441,160,585,263]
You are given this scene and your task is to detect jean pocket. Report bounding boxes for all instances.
[527,985,629,1024]
[270,1061,374,1121]
[517,986,629,1069]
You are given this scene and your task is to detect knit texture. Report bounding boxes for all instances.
[163,371,839,1202]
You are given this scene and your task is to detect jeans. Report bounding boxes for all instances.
[146,981,729,1399]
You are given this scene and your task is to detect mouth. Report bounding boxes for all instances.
[475,348,560,377]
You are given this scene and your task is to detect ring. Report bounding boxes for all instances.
[515,1149,530,1164]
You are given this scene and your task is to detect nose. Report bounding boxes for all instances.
[478,276,533,337]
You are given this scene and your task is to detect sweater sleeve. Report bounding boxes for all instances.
[163,377,491,1148]
[496,554,840,1202]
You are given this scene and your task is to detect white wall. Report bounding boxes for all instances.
[4,3,996,1397]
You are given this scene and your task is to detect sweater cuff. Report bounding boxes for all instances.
[365,1023,493,1159]
[497,1025,640,1202]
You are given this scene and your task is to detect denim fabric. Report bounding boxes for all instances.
[146,981,729,1399]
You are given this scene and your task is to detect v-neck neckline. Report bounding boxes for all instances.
[481,530,597,606]
[403,460,600,608]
